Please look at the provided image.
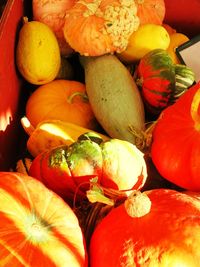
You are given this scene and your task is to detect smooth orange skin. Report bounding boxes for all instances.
[26,79,98,130]
[151,82,200,191]
[90,188,200,267]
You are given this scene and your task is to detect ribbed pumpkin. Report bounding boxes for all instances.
[0,172,87,266]
[90,189,200,267]
[136,49,195,114]
[136,49,175,114]
[63,0,140,56]
[135,0,166,25]
[25,79,98,129]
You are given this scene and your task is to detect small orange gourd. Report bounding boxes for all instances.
[63,0,140,56]
[25,79,98,130]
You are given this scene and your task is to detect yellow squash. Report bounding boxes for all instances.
[16,17,61,85]
[21,117,109,157]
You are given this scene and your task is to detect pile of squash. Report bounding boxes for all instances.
[1,0,200,266]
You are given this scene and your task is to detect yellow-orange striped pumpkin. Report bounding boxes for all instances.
[0,172,87,267]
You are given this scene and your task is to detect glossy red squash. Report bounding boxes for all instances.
[151,82,200,190]
[136,49,195,115]
[136,49,175,114]
[90,188,200,267]
[0,172,87,266]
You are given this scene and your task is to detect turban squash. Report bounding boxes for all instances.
[63,0,140,56]
[29,137,147,202]
[0,172,87,266]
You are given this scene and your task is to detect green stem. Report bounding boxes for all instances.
[67,92,89,104]
[191,87,200,131]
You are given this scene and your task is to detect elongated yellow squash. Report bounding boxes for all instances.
[80,54,145,145]
[21,117,109,157]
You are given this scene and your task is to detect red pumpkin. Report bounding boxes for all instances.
[135,0,166,25]
[151,82,200,190]
[0,172,87,266]
[90,189,200,267]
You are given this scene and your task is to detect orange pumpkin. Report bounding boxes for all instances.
[90,189,200,267]
[63,0,140,56]
[135,0,166,25]
[0,172,87,266]
[26,79,98,129]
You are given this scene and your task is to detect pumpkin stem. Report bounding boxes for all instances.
[128,121,157,152]
[67,92,89,104]
[135,77,143,88]
[86,177,133,205]
[21,116,35,136]
[23,16,29,24]
[191,88,200,131]
[124,190,151,218]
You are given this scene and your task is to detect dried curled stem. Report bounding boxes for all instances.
[128,121,157,152]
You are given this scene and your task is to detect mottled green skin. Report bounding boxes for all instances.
[137,49,195,114]
[34,133,146,201]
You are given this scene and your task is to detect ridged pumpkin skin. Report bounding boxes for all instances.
[0,172,87,267]
[90,189,200,267]
[136,49,175,114]
[151,82,200,191]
